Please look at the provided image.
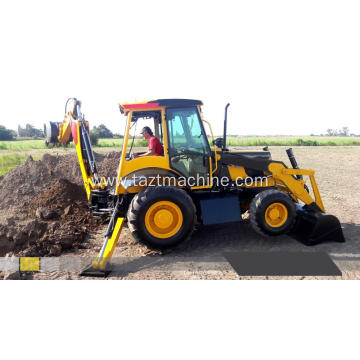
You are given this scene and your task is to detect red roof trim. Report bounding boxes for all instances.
[122,102,160,110]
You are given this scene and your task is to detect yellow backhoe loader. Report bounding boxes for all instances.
[44,98,345,276]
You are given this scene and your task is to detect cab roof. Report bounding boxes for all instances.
[120,99,203,112]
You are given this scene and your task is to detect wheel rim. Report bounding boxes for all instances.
[145,201,183,239]
[264,202,288,228]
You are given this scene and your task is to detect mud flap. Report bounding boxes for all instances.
[289,205,345,246]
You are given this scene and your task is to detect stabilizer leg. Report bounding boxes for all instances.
[80,217,125,277]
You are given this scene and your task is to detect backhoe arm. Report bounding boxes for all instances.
[44,98,104,198]
[45,98,125,276]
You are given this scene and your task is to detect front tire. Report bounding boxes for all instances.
[127,186,196,248]
[250,189,296,236]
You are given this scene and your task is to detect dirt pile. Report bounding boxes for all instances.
[24,178,87,213]
[0,179,102,257]
[0,151,121,257]
[0,151,121,210]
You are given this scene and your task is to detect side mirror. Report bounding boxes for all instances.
[212,138,224,148]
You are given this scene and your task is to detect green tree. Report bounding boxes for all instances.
[339,126,350,136]
[93,124,113,138]
[0,125,15,140]
[18,125,25,137]
[90,128,99,146]
[18,124,44,138]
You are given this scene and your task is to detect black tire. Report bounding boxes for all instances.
[127,186,196,248]
[250,189,296,236]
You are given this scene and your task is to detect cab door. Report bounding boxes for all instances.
[166,107,211,183]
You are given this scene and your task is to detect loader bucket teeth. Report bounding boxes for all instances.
[289,207,345,246]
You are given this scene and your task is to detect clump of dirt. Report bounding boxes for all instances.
[24,178,87,213]
[0,179,102,257]
[0,151,121,210]
[0,152,121,258]
[97,151,121,178]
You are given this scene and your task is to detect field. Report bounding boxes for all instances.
[1,135,360,151]
[0,144,359,279]
[100,136,360,147]
[0,154,35,175]
[82,146,360,279]
[1,136,360,175]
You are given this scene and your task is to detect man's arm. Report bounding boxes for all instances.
[133,137,157,158]
[138,148,155,157]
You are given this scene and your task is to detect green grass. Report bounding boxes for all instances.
[0,136,359,176]
[0,154,40,175]
[0,140,49,150]
[97,138,148,148]
[0,136,359,153]
[84,136,360,147]
[224,136,360,146]
[0,138,147,150]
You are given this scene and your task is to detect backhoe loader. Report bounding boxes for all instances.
[44,98,345,276]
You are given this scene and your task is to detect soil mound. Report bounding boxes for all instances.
[25,178,87,212]
[0,179,102,257]
[0,151,121,210]
[0,151,121,257]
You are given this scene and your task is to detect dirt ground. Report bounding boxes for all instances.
[1,146,359,280]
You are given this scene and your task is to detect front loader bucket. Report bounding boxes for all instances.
[289,206,345,246]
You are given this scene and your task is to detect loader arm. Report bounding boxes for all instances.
[268,162,325,212]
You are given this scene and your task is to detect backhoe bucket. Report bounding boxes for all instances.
[289,206,345,246]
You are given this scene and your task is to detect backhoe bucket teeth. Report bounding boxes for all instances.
[289,206,345,246]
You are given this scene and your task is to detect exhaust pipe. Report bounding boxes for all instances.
[286,147,303,180]
[222,103,230,151]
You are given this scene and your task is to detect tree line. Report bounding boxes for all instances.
[0,123,117,141]
[325,127,354,136]
[1,123,358,141]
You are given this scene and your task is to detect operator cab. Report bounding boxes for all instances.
[119,99,211,180]
[166,106,211,178]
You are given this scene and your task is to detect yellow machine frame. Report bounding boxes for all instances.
[53,99,332,274]
[113,104,325,213]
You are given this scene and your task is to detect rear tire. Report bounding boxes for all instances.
[250,189,296,236]
[127,186,196,248]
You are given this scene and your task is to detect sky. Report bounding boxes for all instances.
[0,0,359,136]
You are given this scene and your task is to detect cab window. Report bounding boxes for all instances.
[166,107,210,178]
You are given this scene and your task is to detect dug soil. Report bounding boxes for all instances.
[0,152,121,259]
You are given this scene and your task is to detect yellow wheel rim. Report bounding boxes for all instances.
[264,202,288,228]
[145,201,183,239]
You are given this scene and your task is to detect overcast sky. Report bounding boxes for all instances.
[0,0,359,136]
